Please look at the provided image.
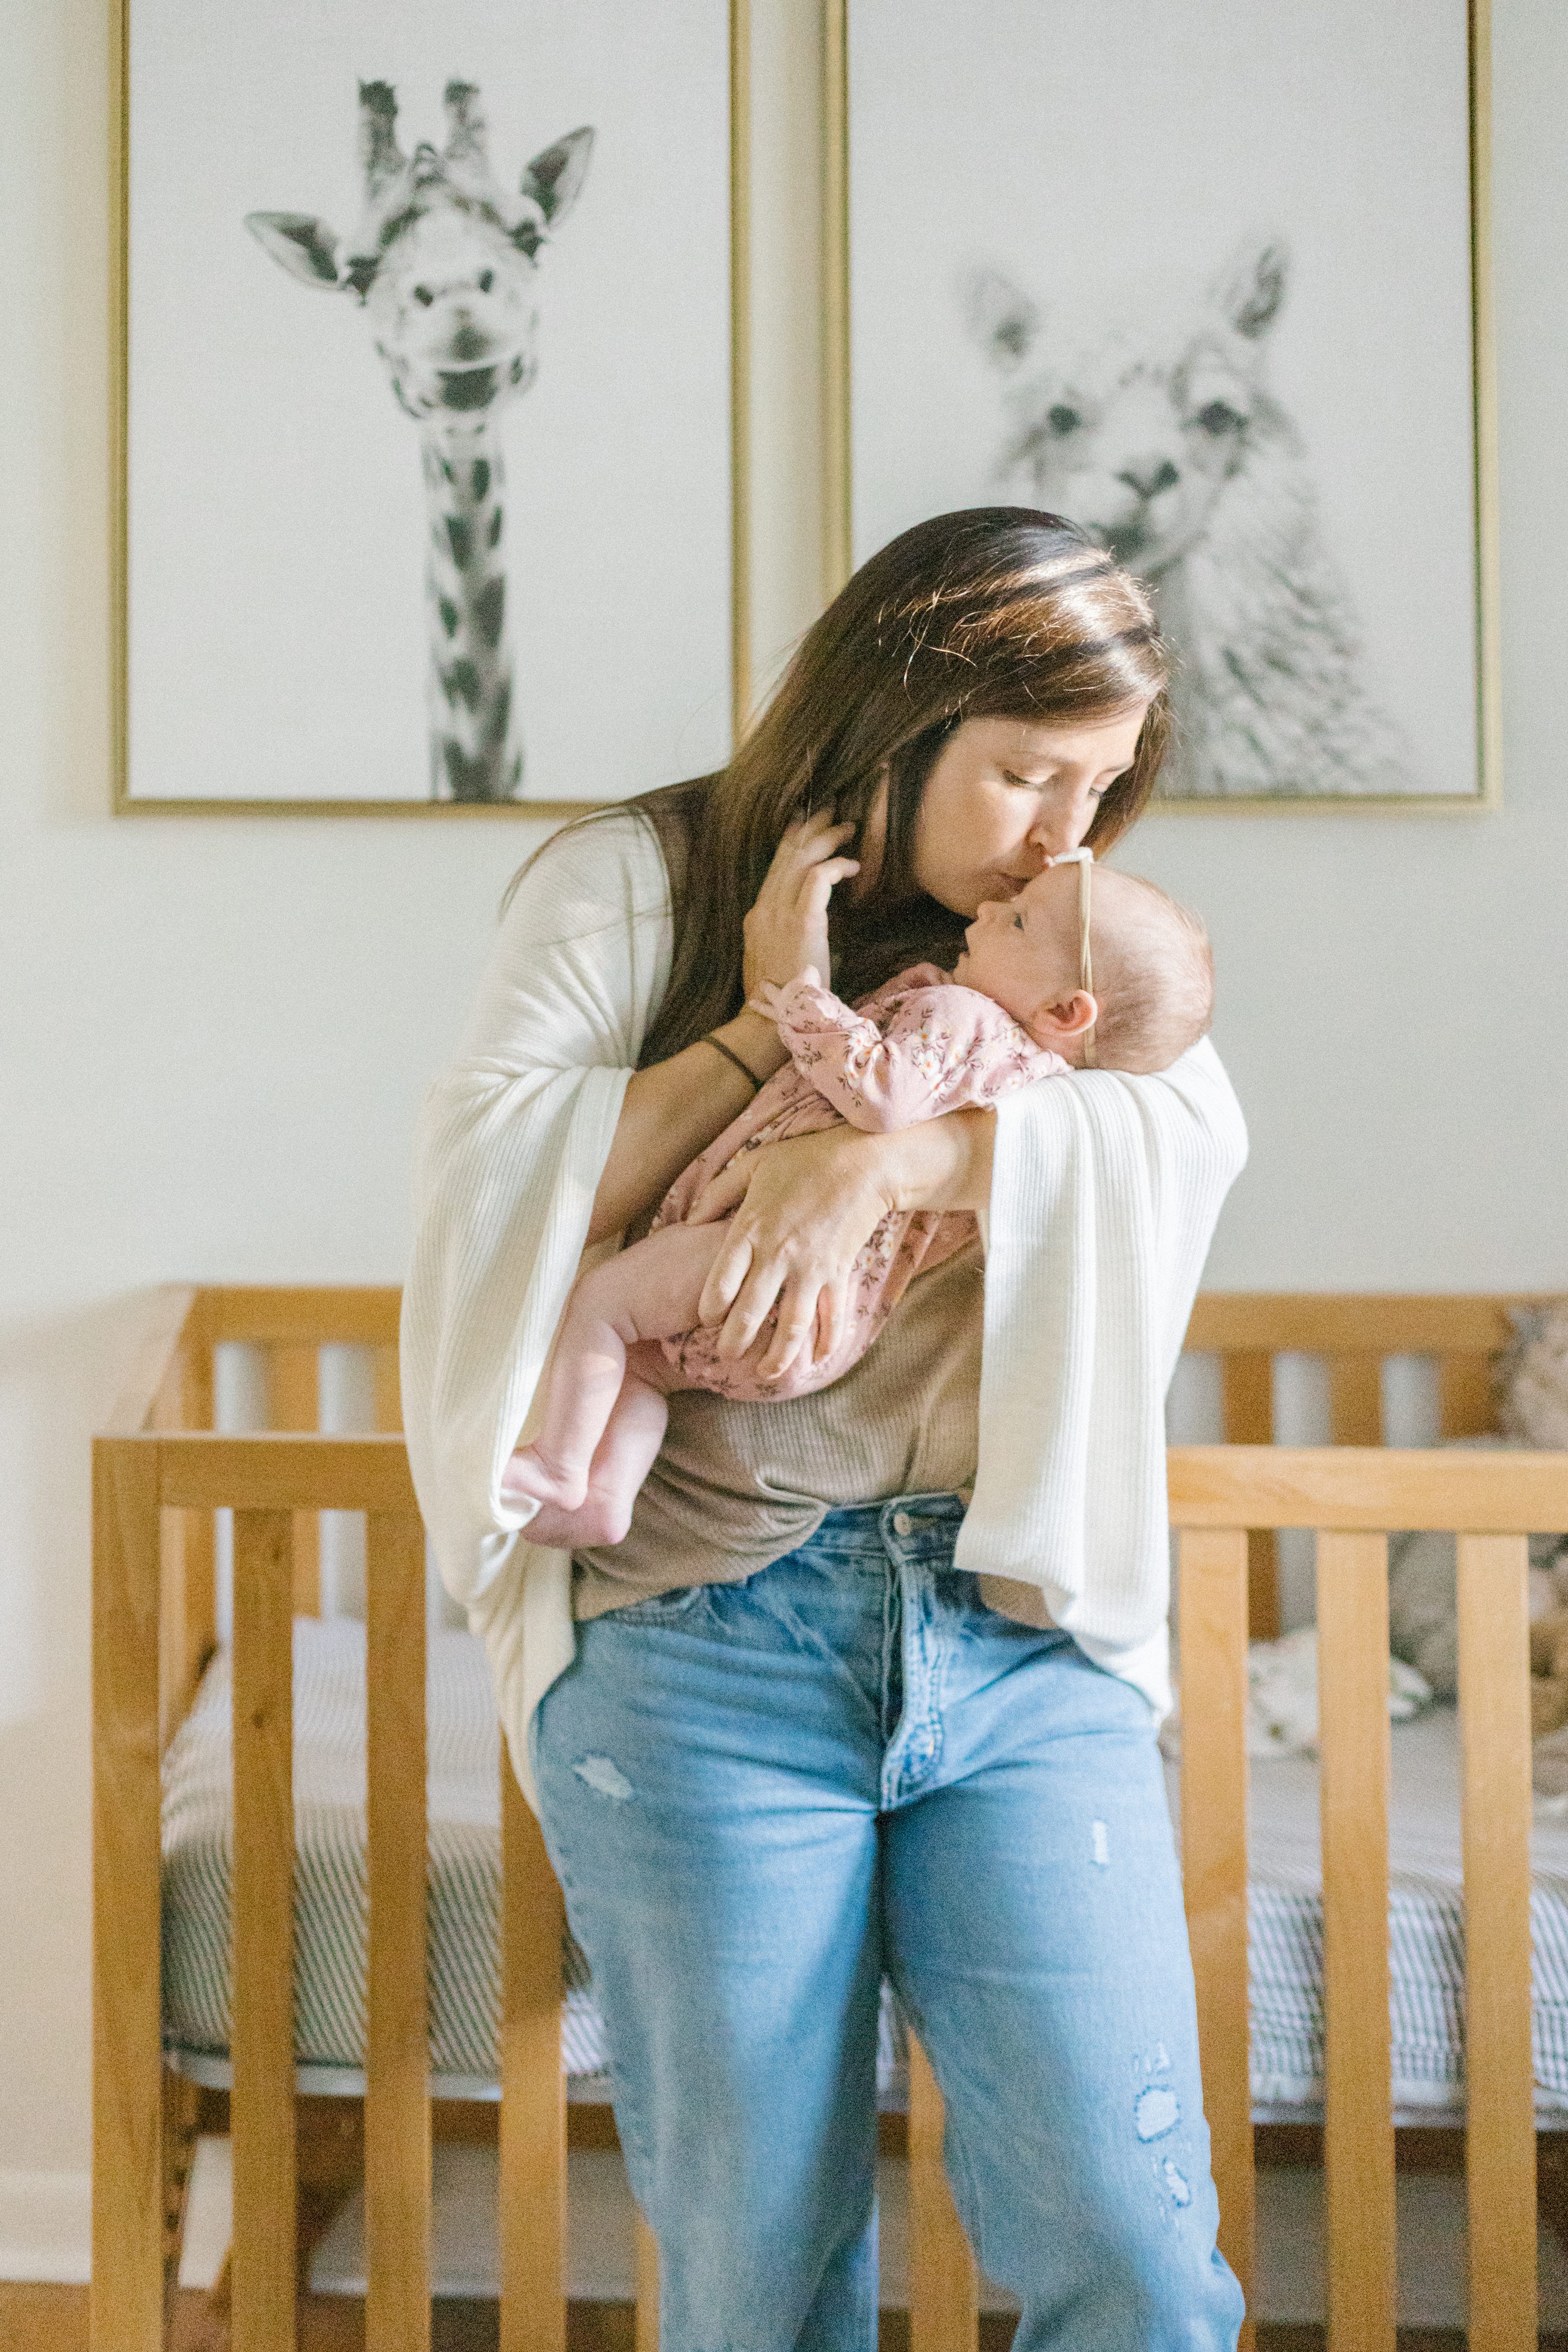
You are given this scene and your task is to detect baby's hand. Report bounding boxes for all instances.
[747,968,821,1026]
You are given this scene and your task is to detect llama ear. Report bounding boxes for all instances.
[245,212,348,289]
[520,126,595,229]
[962,269,1041,371]
[1216,238,1289,341]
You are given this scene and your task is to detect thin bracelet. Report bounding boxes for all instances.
[700,1032,763,1094]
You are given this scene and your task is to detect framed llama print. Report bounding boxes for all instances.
[834,0,1498,808]
[115,0,742,812]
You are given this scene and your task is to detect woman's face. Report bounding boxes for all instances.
[905,708,1151,917]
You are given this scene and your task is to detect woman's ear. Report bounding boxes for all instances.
[1025,989,1099,1051]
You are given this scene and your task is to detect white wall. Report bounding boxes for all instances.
[2,0,1565,2272]
[1137,0,1568,1288]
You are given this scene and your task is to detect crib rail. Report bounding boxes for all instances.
[93,1288,1558,2352]
[1171,1445,1555,2352]
[1184,1290,1553,1642]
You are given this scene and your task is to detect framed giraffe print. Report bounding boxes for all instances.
[114,0,745,813]
[826,0,1499,810]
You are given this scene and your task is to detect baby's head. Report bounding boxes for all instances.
[953,858,1212,1074]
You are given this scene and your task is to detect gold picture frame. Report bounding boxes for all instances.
[112,0,751,818]
[823,0,1501,815]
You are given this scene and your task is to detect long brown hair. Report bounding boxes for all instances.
[536,508,1170,1066]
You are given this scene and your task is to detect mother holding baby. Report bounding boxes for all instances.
[404,508,1249,2350]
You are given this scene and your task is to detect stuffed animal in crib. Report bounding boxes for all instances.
[1501,1303,1568,1754]
[1498,1300,1568,1451]
[1384,1300,1568,1794]
[1531,1599,1568,1739]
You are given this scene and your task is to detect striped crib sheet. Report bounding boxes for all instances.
[163,1620,1568,2114]
[161,1619,904,2101]
[1164,1704,1568,2117]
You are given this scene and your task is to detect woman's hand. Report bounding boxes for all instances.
[741,813,859,997]
[682,1110,996,1382]
[583,820,855,1246]
[687,1124,896,1382]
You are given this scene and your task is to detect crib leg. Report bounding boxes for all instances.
[161,2070,199,2335]
[907,2036,978,2352]
[634,2210,659,2350]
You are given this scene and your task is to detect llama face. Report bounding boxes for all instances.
[967,243,1288,577]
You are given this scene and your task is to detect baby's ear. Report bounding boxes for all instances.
[1025,989,1099,1051]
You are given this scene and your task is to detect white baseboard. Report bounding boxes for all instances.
[0,2170,91,2285]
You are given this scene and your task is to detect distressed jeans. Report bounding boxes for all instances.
[531,1493,1245,2352]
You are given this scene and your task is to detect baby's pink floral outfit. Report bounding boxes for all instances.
[654,965,1068,1399]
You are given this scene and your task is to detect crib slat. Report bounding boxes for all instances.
[1316,1532,1396,2352]
[1439,1352,1495,1440]
[500,1757,567,2352]
[231,1510,298,2352]
[1177,1526,1254,2343]
[366,1511,431,2351]
[153,1337,217,1746]
[269,1344,322,1612]
[1328,1356,1383,1447]
[374,1344,404,1434]
[179,1337,217,1699]
[1220,1354,1280,1640]
[634,2210,660,2350]
[90,1439,165,2352]
[1457,1533,1535,2352]
[908,2034,978,2352]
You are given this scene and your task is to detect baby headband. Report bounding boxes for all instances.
[1047,848,1096,1069]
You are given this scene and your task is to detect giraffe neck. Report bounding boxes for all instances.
[420,422,518,801]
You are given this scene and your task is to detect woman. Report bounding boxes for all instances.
[404,509,1249,2349]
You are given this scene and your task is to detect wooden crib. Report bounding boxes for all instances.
[92,1285,1559,2351]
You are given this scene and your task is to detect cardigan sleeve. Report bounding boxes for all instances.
[958,1035,1248,1699]
[400,813,673,1610]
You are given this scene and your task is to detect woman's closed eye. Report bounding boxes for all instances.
[1002,766,1104,801]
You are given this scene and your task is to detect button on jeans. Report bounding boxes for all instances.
[531,1494,1244,2351]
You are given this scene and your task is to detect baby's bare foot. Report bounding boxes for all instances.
[500,1444,588,1515]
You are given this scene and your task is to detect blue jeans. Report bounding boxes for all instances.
[531,1494,1244,2351]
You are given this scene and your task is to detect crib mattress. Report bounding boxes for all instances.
[163,1620,1568,2115]
[1163,1708,1568,2118]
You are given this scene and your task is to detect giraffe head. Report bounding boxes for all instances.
[246,81,593,424]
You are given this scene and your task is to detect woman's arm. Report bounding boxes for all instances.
[584,1015,782,1243]
[586,812,860,1242]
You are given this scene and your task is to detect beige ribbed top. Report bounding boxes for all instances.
[572,1235,985,1619]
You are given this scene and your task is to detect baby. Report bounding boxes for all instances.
[502,850,1212,1543]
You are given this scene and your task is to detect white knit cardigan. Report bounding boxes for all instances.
[402,813,1248,1802]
